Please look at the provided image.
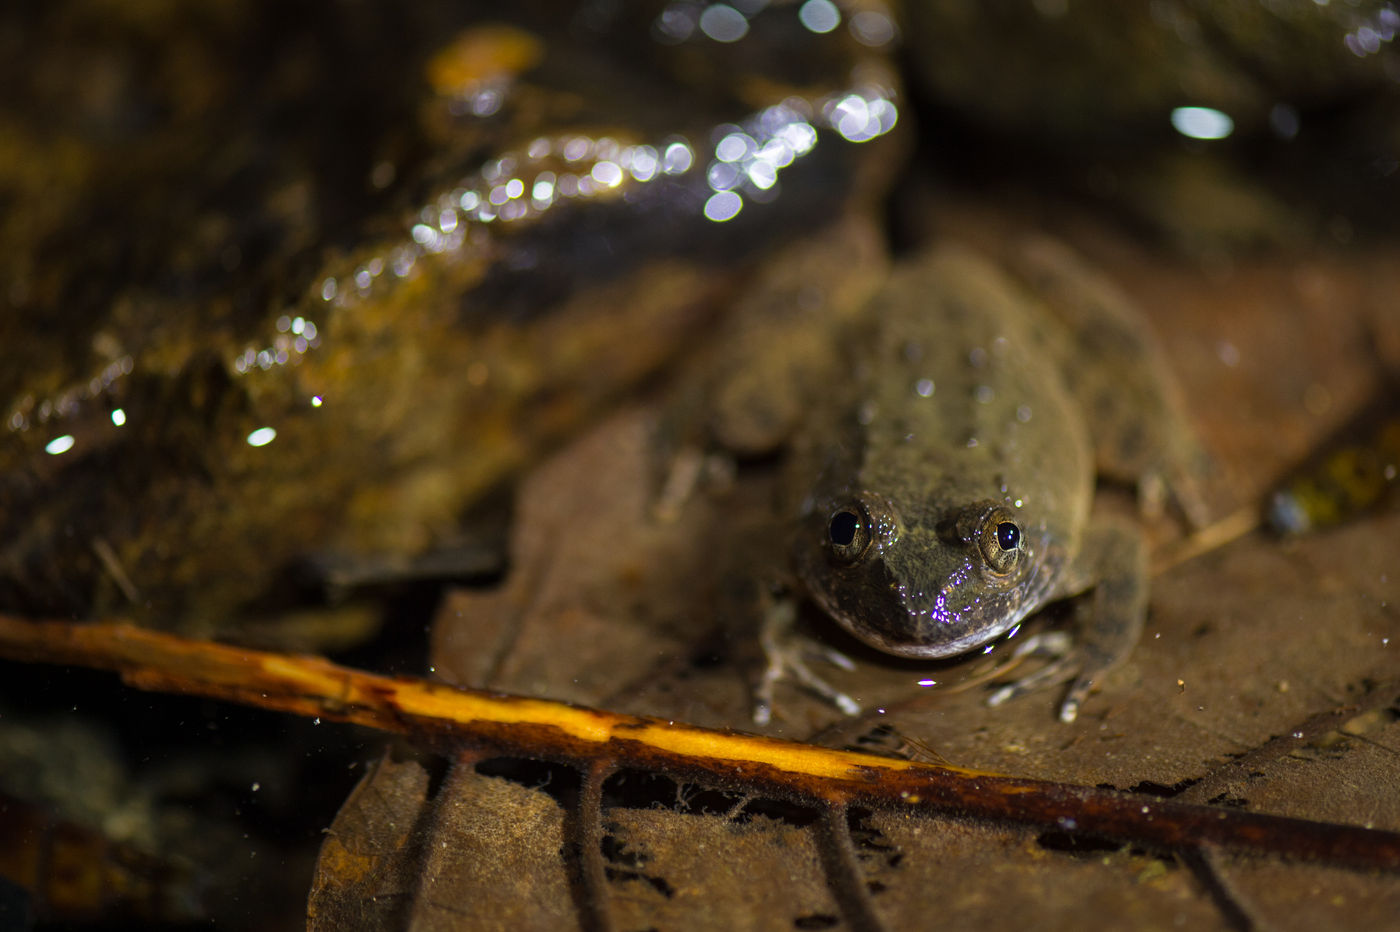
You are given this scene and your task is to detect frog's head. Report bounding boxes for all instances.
[796,493,1057,658]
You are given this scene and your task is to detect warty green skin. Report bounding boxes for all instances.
[792,247,1099,661]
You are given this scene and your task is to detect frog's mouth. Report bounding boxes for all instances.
[801,546,1051,661]
[839,593,1032,659]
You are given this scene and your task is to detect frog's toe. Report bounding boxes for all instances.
[754,650,862,724]
[1056,672,1098,724]
[1137,442,1214,530]
[754,622,861,724]
[650,444,706,523]
[1170,472,1213,530]
[1136,472,1168,521]
[986,655,1073,709]
[987,663,1089,723]
[1137,464,1213,530]
[985,631,1083,718]
[813,641,856,672]
[652,444,737,524]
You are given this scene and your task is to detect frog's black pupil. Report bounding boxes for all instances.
[829,511,860,547]
[996,521,1020,551]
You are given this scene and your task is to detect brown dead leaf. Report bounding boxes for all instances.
[307,752,433,930]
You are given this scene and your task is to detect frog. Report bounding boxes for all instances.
[712,236,1208,724]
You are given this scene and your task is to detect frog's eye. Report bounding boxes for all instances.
[976,508,1022,575]
[826,504,873,563]
[996,522,1020,551]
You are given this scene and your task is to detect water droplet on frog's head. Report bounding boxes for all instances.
[1016,404,1032,423]
[857,400,878,425]
[974,385,995,404]
[968,347,988,368]
[914,378,934,398]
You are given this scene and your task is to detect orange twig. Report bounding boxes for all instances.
[2,614,1398,871]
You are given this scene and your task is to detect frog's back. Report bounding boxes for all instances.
[841,247,1093,544]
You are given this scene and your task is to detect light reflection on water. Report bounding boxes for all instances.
[1344,5,1398,58]
[6,0,900,457]
[305,1,901,322]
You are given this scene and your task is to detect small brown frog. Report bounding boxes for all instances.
[711,237,1207,723]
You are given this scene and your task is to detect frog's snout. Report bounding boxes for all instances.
[802,549,1006,660]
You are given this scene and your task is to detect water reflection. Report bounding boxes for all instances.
[1170,106,1234,141]
[1344,5,1398,58]
[5,0,901,477]
[656,0,895,48]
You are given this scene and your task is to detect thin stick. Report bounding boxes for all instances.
[2,615,1399,872]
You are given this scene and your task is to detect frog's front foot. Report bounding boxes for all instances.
[754,599,861,726]
[989,520,1147,723]
[1138,459,1213,531]
[985,630,1094,723]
